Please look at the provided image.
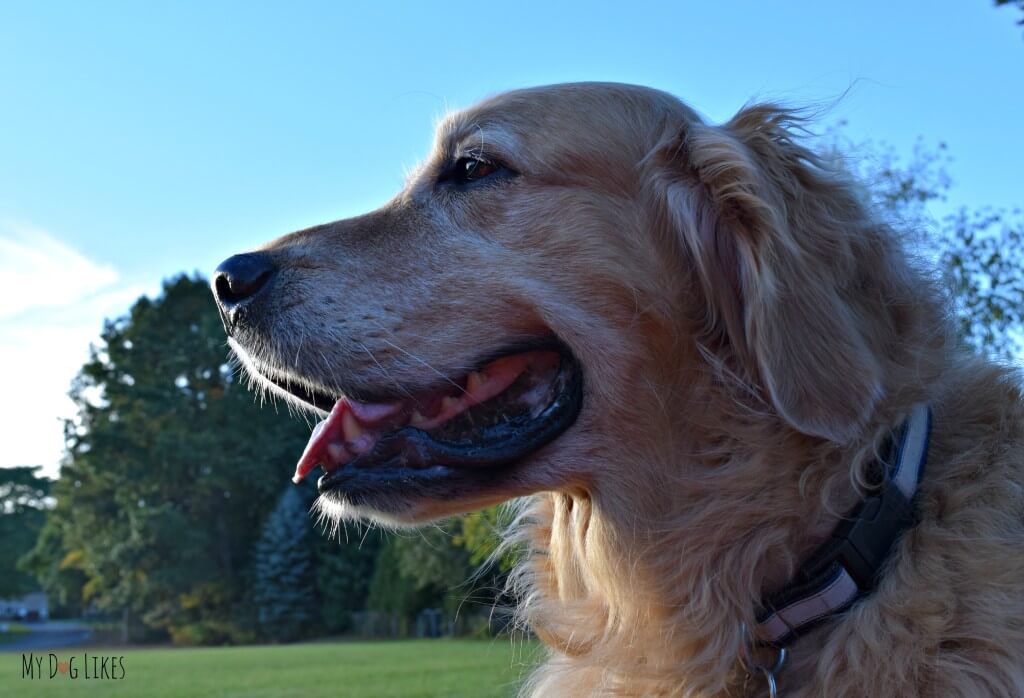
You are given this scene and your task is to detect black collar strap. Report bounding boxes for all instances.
[755,404,932,647]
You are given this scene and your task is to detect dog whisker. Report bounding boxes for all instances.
[366,324,467,397]
[356,341,415,399]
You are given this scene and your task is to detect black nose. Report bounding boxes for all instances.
[212,252,276,310]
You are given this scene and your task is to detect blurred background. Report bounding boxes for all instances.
[1,1,1022,695]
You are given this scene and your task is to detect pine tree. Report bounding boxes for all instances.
[253,486,317,641]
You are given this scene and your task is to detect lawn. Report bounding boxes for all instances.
[1,639,542,697]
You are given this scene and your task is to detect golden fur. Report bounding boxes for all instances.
[230,83,1024,696]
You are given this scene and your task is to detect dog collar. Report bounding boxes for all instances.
[754,403,932,647]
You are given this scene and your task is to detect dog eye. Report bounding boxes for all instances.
[450,157,499,184]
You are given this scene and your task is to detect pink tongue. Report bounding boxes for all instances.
[290,352,536,483]
[292,399,399,483]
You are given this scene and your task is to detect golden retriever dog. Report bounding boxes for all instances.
[211,83,1024,696]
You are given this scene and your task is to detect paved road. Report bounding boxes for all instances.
[0,621,93,653]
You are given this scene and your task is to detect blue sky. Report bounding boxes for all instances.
[1,0,1022,475]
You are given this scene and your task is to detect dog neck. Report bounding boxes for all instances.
[754,404,931,649]
[516,407,911,696]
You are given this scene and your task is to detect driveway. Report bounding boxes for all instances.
[0,621,93,652]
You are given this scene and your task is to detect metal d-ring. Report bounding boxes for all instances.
[739,624,787,698]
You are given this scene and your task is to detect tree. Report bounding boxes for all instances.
[312,521,384,634]
[826,128,1024,362]
[366,517,509,633]
[0,466,51,598]
[17,515,87,618]
[24,274,311,642]
[366,538,441,629]
[941,210,1023,360]
[252,486,317,642]
[453,506,520,573]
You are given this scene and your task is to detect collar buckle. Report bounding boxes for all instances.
[831,480,917,592]
[754,404,932,648]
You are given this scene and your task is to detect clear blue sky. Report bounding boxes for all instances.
[1,0,1022,475]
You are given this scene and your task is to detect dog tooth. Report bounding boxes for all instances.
[466,371,485,394]
[441,396,460,413]
[342,410,365,442]
[410,410,428,427]
[347,400,402,423]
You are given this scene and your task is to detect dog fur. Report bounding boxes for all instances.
[227,83,1024,696]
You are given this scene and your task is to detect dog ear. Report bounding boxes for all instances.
[654,105,883,443]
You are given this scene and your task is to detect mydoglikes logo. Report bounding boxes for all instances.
[21,653,126,680]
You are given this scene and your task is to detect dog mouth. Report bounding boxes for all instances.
[278,342,583,508]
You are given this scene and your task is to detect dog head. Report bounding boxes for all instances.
[212,83,907,526]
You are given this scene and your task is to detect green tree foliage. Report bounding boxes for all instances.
[453,507,520,573]
[18,514,88,617]
[367,518,508,626]
[0,466,51,599]
[24,275,311,641]
[253,486,317,641]
[367,538,442,624]
[313,523,383,634]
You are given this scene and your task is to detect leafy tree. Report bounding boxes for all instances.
[367,518,508,629]
[18,515,88,617]
[453,507,520,573]
[367,524,473,623]
[0,466,51,598]
[941,210,1023,360]
[366,537,441,625]
[827,128,1024,362]
[313,522,384,634]
[253,486,317,641]
[24,275,311,641]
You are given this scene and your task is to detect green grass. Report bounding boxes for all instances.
[1,639,541,697]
